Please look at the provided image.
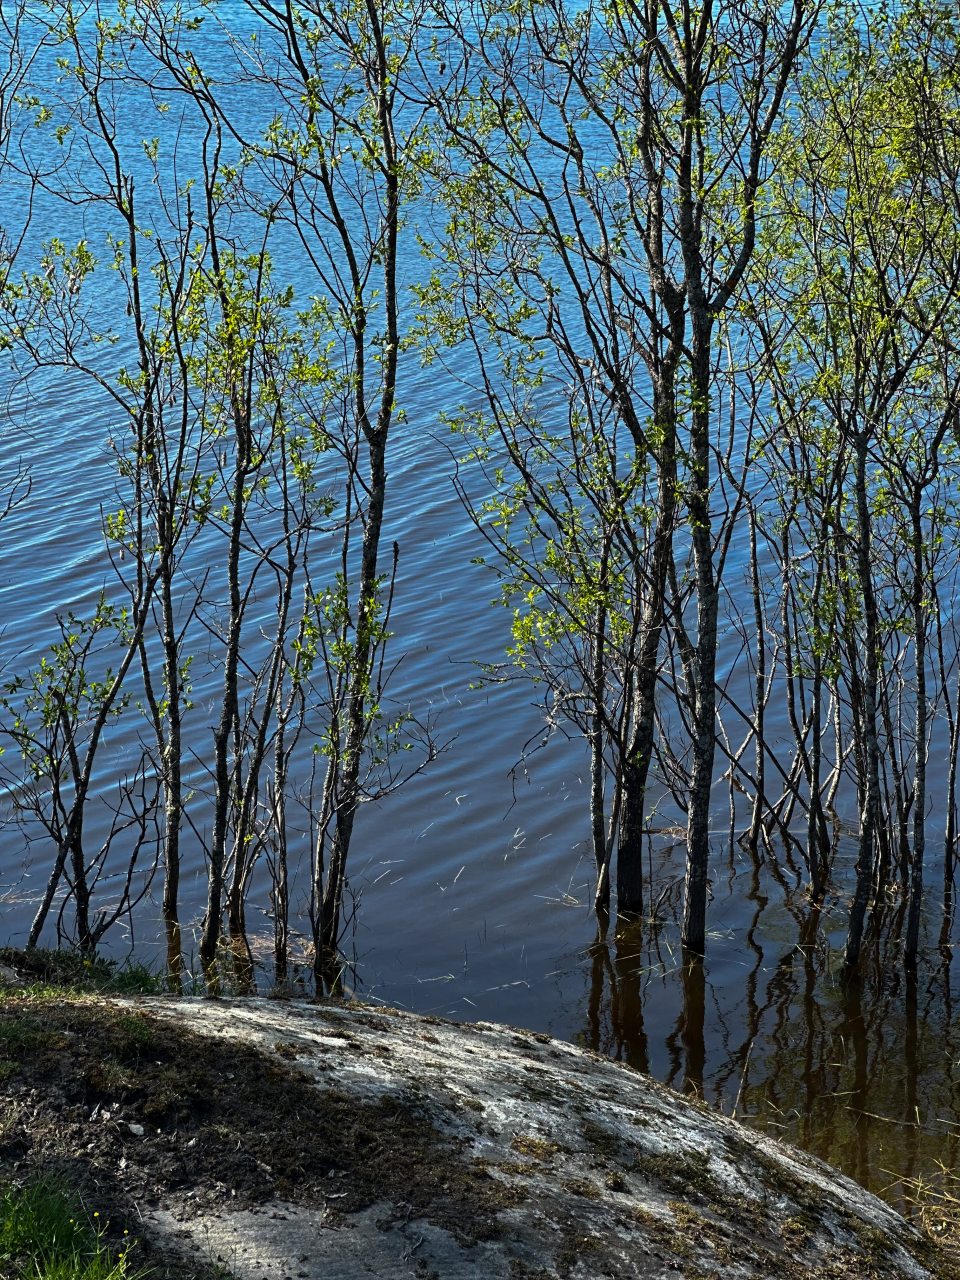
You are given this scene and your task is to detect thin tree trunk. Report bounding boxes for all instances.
[158,565,184,983]
[591,541,611,911]
[682,319,718,956]
[905,501,926,966]
[618,361,680,913]
[845,439,882,969]
[200,415,249,978]
[747,506,766,856]
[317,437,389,984]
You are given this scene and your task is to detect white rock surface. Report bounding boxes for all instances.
[124,995,945,1280]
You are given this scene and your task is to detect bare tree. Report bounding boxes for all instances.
[426,0,818,952]
[754,1,960,967]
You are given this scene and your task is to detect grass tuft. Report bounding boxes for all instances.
[0,1174,148,1279]
[0,947,164,997]
[899,1160,960,1262]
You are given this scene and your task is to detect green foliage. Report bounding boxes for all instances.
[0,1173,147,1280]
[756,0,960,678]
[0,597,129,785]
[0,947,164,996]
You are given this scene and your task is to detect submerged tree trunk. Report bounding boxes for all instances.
[682,317,718,956]
[844,438,882,969]
[618,360,681,916]
[905,498,927,966]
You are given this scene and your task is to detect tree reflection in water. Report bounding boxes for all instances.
[580,912,960,1210]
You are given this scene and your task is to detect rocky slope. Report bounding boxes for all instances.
[1,985,956,1279]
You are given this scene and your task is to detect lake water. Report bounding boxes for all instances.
[0,0,958,1224]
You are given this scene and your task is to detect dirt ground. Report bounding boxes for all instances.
[0,992,514,1277]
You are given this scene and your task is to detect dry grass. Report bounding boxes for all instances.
[898,1161,960,1267]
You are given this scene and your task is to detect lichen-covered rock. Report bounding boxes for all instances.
[116,995,953,1280]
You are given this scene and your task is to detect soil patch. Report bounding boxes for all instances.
[0,994,511,1276]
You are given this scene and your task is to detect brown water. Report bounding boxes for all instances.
[580,918,960,1210]
[334,812,960,1213]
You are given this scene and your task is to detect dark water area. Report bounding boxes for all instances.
[0,0,957,1228]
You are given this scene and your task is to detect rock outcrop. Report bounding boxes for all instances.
[113,995,951,1280]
